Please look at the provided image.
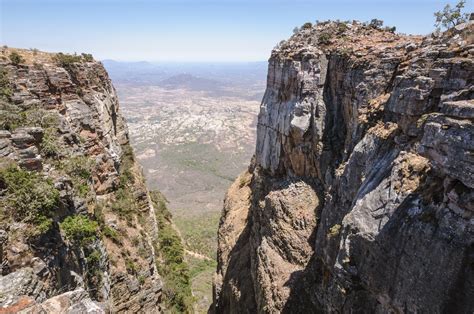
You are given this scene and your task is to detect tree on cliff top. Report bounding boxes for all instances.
[434,0,469,30]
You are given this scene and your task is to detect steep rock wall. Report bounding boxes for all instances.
[0,49,162,313]
[214,20,473,313]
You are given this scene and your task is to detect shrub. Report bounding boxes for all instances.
[9,52,25,65]
[125,258,137,274]
[60,214,98,245]
[103,225,122,244]
[31,48,39,55]
[58,156,94,197]
[81,53,94,62]
[0,164,59,224]
[369,19,384,29]
[384,26,397,33]
[53,52,83,68]
[337,22,349,34]
[293,26,300,34]
[0,68,11,99]
[434,0,469,30]
[302,22,312,29]
[318,33,332,45]
[41,127,60,158]
[111,187,137,221]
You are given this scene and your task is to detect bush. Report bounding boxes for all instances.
[41,127,61,158]
[81,53,94,62]
[0,68,11,99]
[337,22,349,34]
[60,214,99,245]
[103,225,122,244]
[434,0,469,30]
[369,19,384,29]
[302,22,312,29]
[58,156,94,197]
[0,164,59,225]
[9,52,25,65]
[53,52,83,68]
[318,33,332,45]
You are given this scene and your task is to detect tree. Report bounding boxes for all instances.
[434,0,469,30]
[369,19,384,29]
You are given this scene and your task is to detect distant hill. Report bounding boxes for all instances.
[158,73,224,91]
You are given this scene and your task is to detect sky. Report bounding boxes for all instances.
[1,0,472,62]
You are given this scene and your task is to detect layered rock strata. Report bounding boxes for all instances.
[0,48,162,313]
[214,20,474,313]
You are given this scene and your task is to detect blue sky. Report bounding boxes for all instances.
[1,0,472,61]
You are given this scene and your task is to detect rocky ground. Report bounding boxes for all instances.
[213,19,474,313]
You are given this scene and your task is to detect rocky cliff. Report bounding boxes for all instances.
[0,48,164,312]
[213,19,474,313]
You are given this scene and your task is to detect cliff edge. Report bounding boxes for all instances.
[213,19,473,313]
[0,48,164,312]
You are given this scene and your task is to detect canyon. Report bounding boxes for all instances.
[0,16,473,314]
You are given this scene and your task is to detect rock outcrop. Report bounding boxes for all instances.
[0,49,162,312]
[214,20,474,313]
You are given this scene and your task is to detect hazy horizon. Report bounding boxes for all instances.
[1,0,473,62]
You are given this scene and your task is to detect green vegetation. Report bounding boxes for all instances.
[9,52,25,65]
[125,258,137,274]
[53,53,83,68]
[336,22,349,34]
[187,256,217,313]
[151,190,193,313]
[318,32,332,45]
[0,67,11,99]
[0,163,59,235]
[174,212,220,259]
[0,102,59,131]
[434,0,469,30]
[103,225,122,243]
[60,214,99,246]
[40,127,61,158]
[81,53,94,62]
[302,22,312,29]
[110,143,138,222]
[369,19,384,29]
[53,52,94,68]
[57,155,94,198]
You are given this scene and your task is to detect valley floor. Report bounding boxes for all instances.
[116,84,262,312]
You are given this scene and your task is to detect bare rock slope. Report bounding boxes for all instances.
[214,20,474,313]
[0,49,163,312]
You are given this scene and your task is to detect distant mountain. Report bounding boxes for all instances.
[102,60,268,90]
[158,73,224,90]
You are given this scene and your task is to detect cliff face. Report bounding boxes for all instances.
[214,20,474,313]
[0,49,162,312]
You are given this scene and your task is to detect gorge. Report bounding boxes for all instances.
[0,16,473,314]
